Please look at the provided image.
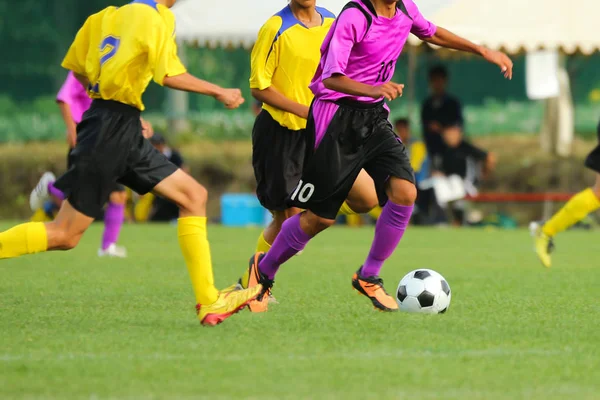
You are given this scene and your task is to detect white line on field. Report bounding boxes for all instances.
[0,347,574,362]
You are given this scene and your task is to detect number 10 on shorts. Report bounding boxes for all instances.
[290,180,315,203]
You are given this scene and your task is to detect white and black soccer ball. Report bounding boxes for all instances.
[396,269,451,314]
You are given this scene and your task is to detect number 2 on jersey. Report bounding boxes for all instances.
[90,35,121,93]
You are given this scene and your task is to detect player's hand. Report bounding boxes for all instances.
[141,118,154,139]
[66,126,77,148]
[368,82,404,101]
[482,49,513,80]
[216,88,245,109]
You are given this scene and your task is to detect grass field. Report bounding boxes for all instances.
[1,223,599,399]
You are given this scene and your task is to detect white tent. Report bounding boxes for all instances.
[173,0,447,47]
[407,0,599,54]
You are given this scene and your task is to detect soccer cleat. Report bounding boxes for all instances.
[237,253,274,313]
[98,244,127,258]
[29,172,56,211]
[352,267,399,312]
[530,222,554,268]
[197,285,262,326]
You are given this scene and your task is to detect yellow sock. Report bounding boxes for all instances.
[338,202,357,216]
[134,193,155,222]
[0,222,48,259]
[368,206,382,220]
[256,231,272,253]
[543,188,600,237]
[177,217,219,305]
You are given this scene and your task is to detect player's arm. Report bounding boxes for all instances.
[162,73,243,109]
[56,74,79,148]
[251,87,309,120]
[57,102,77,148]
[151,16,243,109]
[250,19,309,119]
[320,10,404,101]
[423,28,513,79]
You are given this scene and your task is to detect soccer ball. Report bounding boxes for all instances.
[396,269,451,314]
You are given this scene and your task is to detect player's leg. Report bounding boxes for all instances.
[251,110,306,253]
[260,207,302,253]
[351,127,417,312]
[343,169,379,214]
[533,138,600,268]
[122,133,260,325]
[0,199,93,259]
[98,188,127,258]
[533,172,600,267]
[242,100,368,312]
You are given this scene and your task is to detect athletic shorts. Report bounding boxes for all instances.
[584,120,600,173]
[252,110,306,211]
[55,100,177,217]
[287,98,415,220]
[67,147,125,194]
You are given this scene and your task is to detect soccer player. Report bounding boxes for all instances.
[239,0,513,312]
[29,71,134,258]
[532,121,600,267]
[242,0,378,310]
[0,0,261,326]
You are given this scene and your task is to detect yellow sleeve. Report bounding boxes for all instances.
[61,15,93,75]
[249,17,282,90]
[151,8,188,86]
[410,142,427,172]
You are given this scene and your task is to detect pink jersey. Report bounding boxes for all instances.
[310,0,436,103]
[56,72,93,124]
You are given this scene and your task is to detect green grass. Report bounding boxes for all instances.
[1,223,599,399]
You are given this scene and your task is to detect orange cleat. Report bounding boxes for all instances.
[352,267,398,312]
[239,253,273,313]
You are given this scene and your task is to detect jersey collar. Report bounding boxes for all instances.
[130,0,158,11]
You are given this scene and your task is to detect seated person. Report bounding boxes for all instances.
[432,123,496,225]
[134,134,186,222]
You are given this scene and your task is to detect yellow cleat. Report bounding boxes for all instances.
[196,285,262,326]
[530,222,554,268]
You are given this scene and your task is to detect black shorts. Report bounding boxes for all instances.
[584,120,600,173]
[288,99,415,220]
[252,110,306,211]
[55,100,177,217]
[67,148,126,194]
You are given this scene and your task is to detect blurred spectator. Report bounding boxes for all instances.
[134,134,186,223]
[432,123,496,225]
[421,65,464,158]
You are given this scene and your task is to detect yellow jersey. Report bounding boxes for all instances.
[61,0,187,111]
[250,6,335,131]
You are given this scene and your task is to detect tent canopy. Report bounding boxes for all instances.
[408,0,599,54]
[173,0,446,47]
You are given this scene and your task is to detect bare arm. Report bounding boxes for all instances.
[58,101,77,148]
[424,27,513,79]
[163,73,244,109]
[251,87,309,119]
[73,72,90,89]
[323,75,404,101]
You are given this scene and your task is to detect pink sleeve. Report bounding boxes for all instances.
[56,72,77,104]
[321,8,368,80]
[406,0,437,39]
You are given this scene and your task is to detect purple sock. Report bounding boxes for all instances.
[362,201,414,278]
[258,214,312,279]
[101,202,125,250]
[47,182,65,201]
